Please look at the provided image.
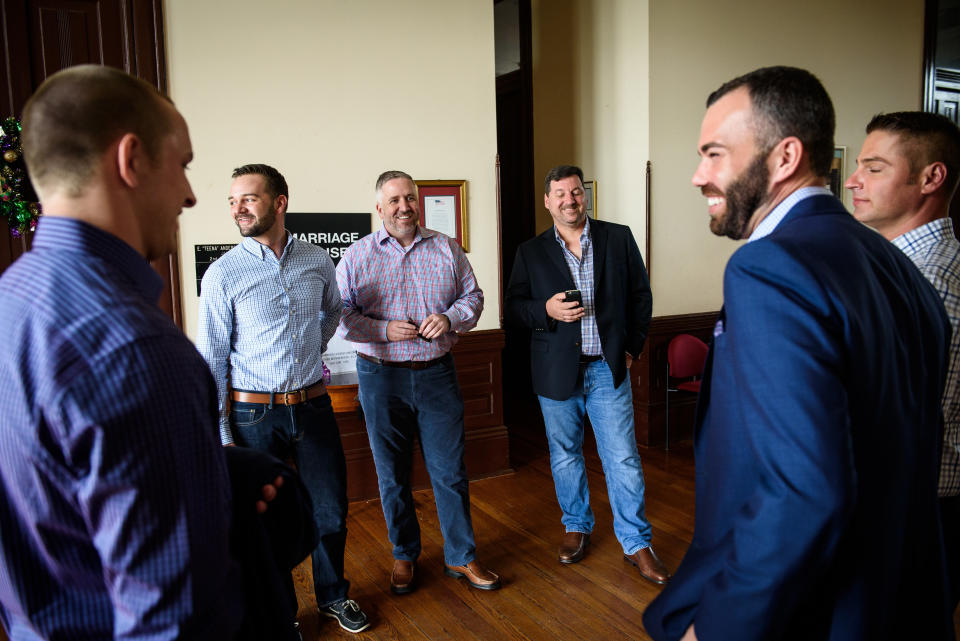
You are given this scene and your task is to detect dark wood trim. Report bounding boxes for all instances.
[924,0,938,112]
[645,160,652,282]
[330,329,511,502]
[632,311,718,446]
[0,0,32,119]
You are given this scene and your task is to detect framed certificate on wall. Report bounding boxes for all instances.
[416,179,468,251]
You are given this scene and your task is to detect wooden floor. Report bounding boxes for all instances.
[292,426,696,641]
[3,422,959,639]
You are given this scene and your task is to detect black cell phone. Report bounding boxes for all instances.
[563,289,582,306]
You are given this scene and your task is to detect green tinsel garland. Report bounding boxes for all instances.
[1,117,41,237]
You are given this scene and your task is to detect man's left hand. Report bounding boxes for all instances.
[419,313,451,340]
[255,475,284,514]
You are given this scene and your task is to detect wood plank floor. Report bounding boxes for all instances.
[293,424,960,641]
[2,423,957,639]
[292,426,697,641]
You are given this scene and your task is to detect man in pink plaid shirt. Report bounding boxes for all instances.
[336,170,499,596]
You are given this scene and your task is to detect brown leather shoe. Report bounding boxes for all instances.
[444,560,502,590]
[624,547,671,585]
[390,559,416,594]
[558,531,590,564]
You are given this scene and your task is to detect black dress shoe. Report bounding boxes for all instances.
[558,531,590,564]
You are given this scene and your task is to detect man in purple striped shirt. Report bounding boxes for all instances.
[336,170,499,594]
[0,65,306,640]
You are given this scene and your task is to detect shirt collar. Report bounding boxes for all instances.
[748,186,834,242]
[892,217,956,253]
[374,223,431,247]
[31,216,163,302]
[553,217,591,246]
[240,231,293,260]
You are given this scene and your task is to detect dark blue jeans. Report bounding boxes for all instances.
[356,353,476,566]
[230,392,349,607]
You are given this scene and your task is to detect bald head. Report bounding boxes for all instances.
[22,65,174,198]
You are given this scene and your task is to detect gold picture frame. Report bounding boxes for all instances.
[584,180,597,219]
[415,179,469,252]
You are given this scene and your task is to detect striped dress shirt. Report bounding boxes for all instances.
[893,217,960,496]
[0,217,241,639]
[336,225,483,360]
[554,218,602,356]
[197,233,341,445]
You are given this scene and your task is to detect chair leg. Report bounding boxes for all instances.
[665,368,671,452]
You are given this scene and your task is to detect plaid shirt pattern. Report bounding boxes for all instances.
[894,217,960,496]
[336,225,483,360]
[555,218,602,356]
[197,234,342,445]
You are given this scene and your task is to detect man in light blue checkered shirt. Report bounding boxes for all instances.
[197,164,369,634]
[847,111,960,609]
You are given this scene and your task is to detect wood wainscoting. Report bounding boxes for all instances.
[327,329,511,502]
[631,311,719,447]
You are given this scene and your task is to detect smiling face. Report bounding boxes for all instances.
[845,130,924,237]
[228,173,282,239]
[544,175,587,231]
[376,177,420,245]
[692,87,773,240]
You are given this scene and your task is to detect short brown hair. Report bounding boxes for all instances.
[232,164,289,200]
[708,66,835,178]
[543,165,584,194]
[866,111,960,198]
[22,65,172,197]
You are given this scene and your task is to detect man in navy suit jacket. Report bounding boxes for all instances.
[505,165,668,584]
[643,66,954,640]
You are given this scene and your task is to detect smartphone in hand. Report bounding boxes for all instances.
[563,289,583,307]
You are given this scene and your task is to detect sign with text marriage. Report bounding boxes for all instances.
[194,212,370,296]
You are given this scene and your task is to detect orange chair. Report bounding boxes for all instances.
[665,334,709,450]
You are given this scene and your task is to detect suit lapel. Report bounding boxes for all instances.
[538,228,575,287]
[591,219,606,289]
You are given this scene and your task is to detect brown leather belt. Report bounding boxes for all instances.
[357,352,447,371]
[230,380,327,406]
[579,354,603,364]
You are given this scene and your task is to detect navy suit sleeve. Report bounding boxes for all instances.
[693,241,855,641]
[505,245,555,331]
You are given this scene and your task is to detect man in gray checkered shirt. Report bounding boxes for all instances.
[846,111,960,608]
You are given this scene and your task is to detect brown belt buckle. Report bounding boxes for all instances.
[283,389,306,405]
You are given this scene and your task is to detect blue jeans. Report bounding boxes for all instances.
[537,360,652,554]
[356,353,476,566]
[230,392,349,607]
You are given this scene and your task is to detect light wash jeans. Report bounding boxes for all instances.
[537,359,652,554]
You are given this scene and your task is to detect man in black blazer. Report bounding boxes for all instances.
[505,165,667,584]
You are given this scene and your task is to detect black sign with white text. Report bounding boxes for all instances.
[194,213,370,296]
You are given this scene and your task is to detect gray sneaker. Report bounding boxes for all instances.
[319,598,370,633]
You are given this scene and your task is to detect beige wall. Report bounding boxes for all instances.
[649,0,924,315]
[168,0,926,329]
[531,0,650,237]
[530,0,924,316]
[165,0,500,339]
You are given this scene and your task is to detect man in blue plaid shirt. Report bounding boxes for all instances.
[197,164,369,634]
[846,111,960,609]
